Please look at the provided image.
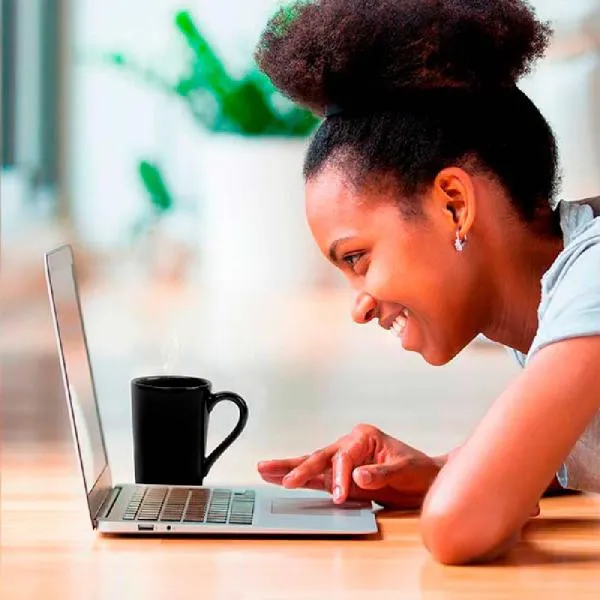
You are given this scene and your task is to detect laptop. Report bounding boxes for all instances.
[44,244,378,536]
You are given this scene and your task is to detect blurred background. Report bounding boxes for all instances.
[1,0,600,488]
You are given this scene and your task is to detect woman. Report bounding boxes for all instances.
[253,0,600,565]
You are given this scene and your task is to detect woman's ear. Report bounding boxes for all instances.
[431,167,476,239]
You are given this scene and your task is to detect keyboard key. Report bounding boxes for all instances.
[228,491,255,525]
[135,487,168,521]
[229,515,253,525]
[182,489,210,523]
[123,487,149,520]
[160,488,190,522]
[206,489,232,524]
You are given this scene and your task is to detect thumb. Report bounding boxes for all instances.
[352,461,406,490]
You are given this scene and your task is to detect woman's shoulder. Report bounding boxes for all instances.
[504,196,600,369]
[544,196,600,290]
[524,197,600,367]
[555,195,600,245]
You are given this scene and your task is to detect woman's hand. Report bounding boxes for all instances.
[257,424,441,509]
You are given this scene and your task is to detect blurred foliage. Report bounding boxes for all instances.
[92,8,319,239]
[131,159,176,238]
[138,160,174,214]
[104,9,319,137]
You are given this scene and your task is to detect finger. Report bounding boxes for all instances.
[280,474,340,495]
[352,460,407,490]
[284,472,373,501]
[301,475,332,493]
[331,437,370,503]
[259,473,287,486]
[262,469,396,506]
[260,471,332,493]
[259,462,331,484]
[258,469,295,485]
[282,447,335,488]
[257,456,309,476]
[260,472,329,490]
[332,452,353,503]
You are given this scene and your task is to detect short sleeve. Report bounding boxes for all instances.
[527,238,600,365]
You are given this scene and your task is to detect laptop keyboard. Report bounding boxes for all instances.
[122,487,255,525]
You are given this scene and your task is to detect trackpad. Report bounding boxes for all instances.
[270,498,368,517]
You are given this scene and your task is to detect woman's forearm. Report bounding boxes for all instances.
[435,449,572,497]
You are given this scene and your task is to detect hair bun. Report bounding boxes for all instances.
[255,0,553,115]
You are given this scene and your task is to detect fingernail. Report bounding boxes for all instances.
[359,470,372,484]
[333,486,342,502]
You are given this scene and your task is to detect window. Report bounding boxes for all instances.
[1,0,65,224]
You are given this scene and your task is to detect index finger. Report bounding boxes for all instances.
[282,447,336,488]
[332,436,371,503]
[257,456,310,476]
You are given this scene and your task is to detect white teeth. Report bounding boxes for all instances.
[391,313,408,337]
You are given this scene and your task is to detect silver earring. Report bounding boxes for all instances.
[454,230,467,252]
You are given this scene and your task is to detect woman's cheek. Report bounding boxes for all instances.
[364,263,404,302]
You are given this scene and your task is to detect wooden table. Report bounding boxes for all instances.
[3,282,600,599]
[3,446,600,600]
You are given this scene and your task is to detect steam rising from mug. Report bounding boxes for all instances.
[162,331,181,374]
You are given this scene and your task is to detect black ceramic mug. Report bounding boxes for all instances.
[131,376,248,485]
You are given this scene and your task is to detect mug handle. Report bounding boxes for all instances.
[203,391,249,475]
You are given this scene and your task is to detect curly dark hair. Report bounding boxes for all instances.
[255,0,561,234]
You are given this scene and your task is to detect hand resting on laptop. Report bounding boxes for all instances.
[257,424,441,510]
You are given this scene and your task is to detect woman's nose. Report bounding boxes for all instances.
[352,291,378,324]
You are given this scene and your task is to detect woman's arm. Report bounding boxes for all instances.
[433,455,568,495]
[420,335,600,565]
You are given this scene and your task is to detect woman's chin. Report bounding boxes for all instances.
[421,351,449,367]
[399,320,459,366]
[418,341,455,367]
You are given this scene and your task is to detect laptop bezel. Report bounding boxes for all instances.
[44,244,114,528]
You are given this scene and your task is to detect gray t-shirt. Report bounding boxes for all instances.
[508,196,600,492]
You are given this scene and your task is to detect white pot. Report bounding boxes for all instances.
[194,134,330,295]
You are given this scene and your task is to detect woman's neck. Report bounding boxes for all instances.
[482,232,564,354]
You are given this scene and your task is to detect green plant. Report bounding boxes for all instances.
[92,8,319,242]
[131,159,177,238]
[104,9,319,137]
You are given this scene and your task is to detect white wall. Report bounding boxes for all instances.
[521,0,600,202]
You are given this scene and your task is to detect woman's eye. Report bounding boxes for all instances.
[342,252,364,270]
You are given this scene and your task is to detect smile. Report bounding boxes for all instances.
[390,309,409,338]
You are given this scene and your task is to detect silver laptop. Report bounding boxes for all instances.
[44,244,378,536]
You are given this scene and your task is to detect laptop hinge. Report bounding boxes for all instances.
[94,486,122,523]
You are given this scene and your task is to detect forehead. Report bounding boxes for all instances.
[306,168,360,219]
[305,166,402,240]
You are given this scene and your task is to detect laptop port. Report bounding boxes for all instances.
[137,524,155,531]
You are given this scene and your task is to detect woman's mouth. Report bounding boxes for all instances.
[390,308,409,340]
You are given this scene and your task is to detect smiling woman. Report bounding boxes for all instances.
[253,0,600,566]
[254,0,563,367]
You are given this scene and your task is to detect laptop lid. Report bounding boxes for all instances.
[44,245,113,527]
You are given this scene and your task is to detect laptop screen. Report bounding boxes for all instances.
[45,246,109,495]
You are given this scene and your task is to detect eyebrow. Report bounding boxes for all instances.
[328,236,354,263]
